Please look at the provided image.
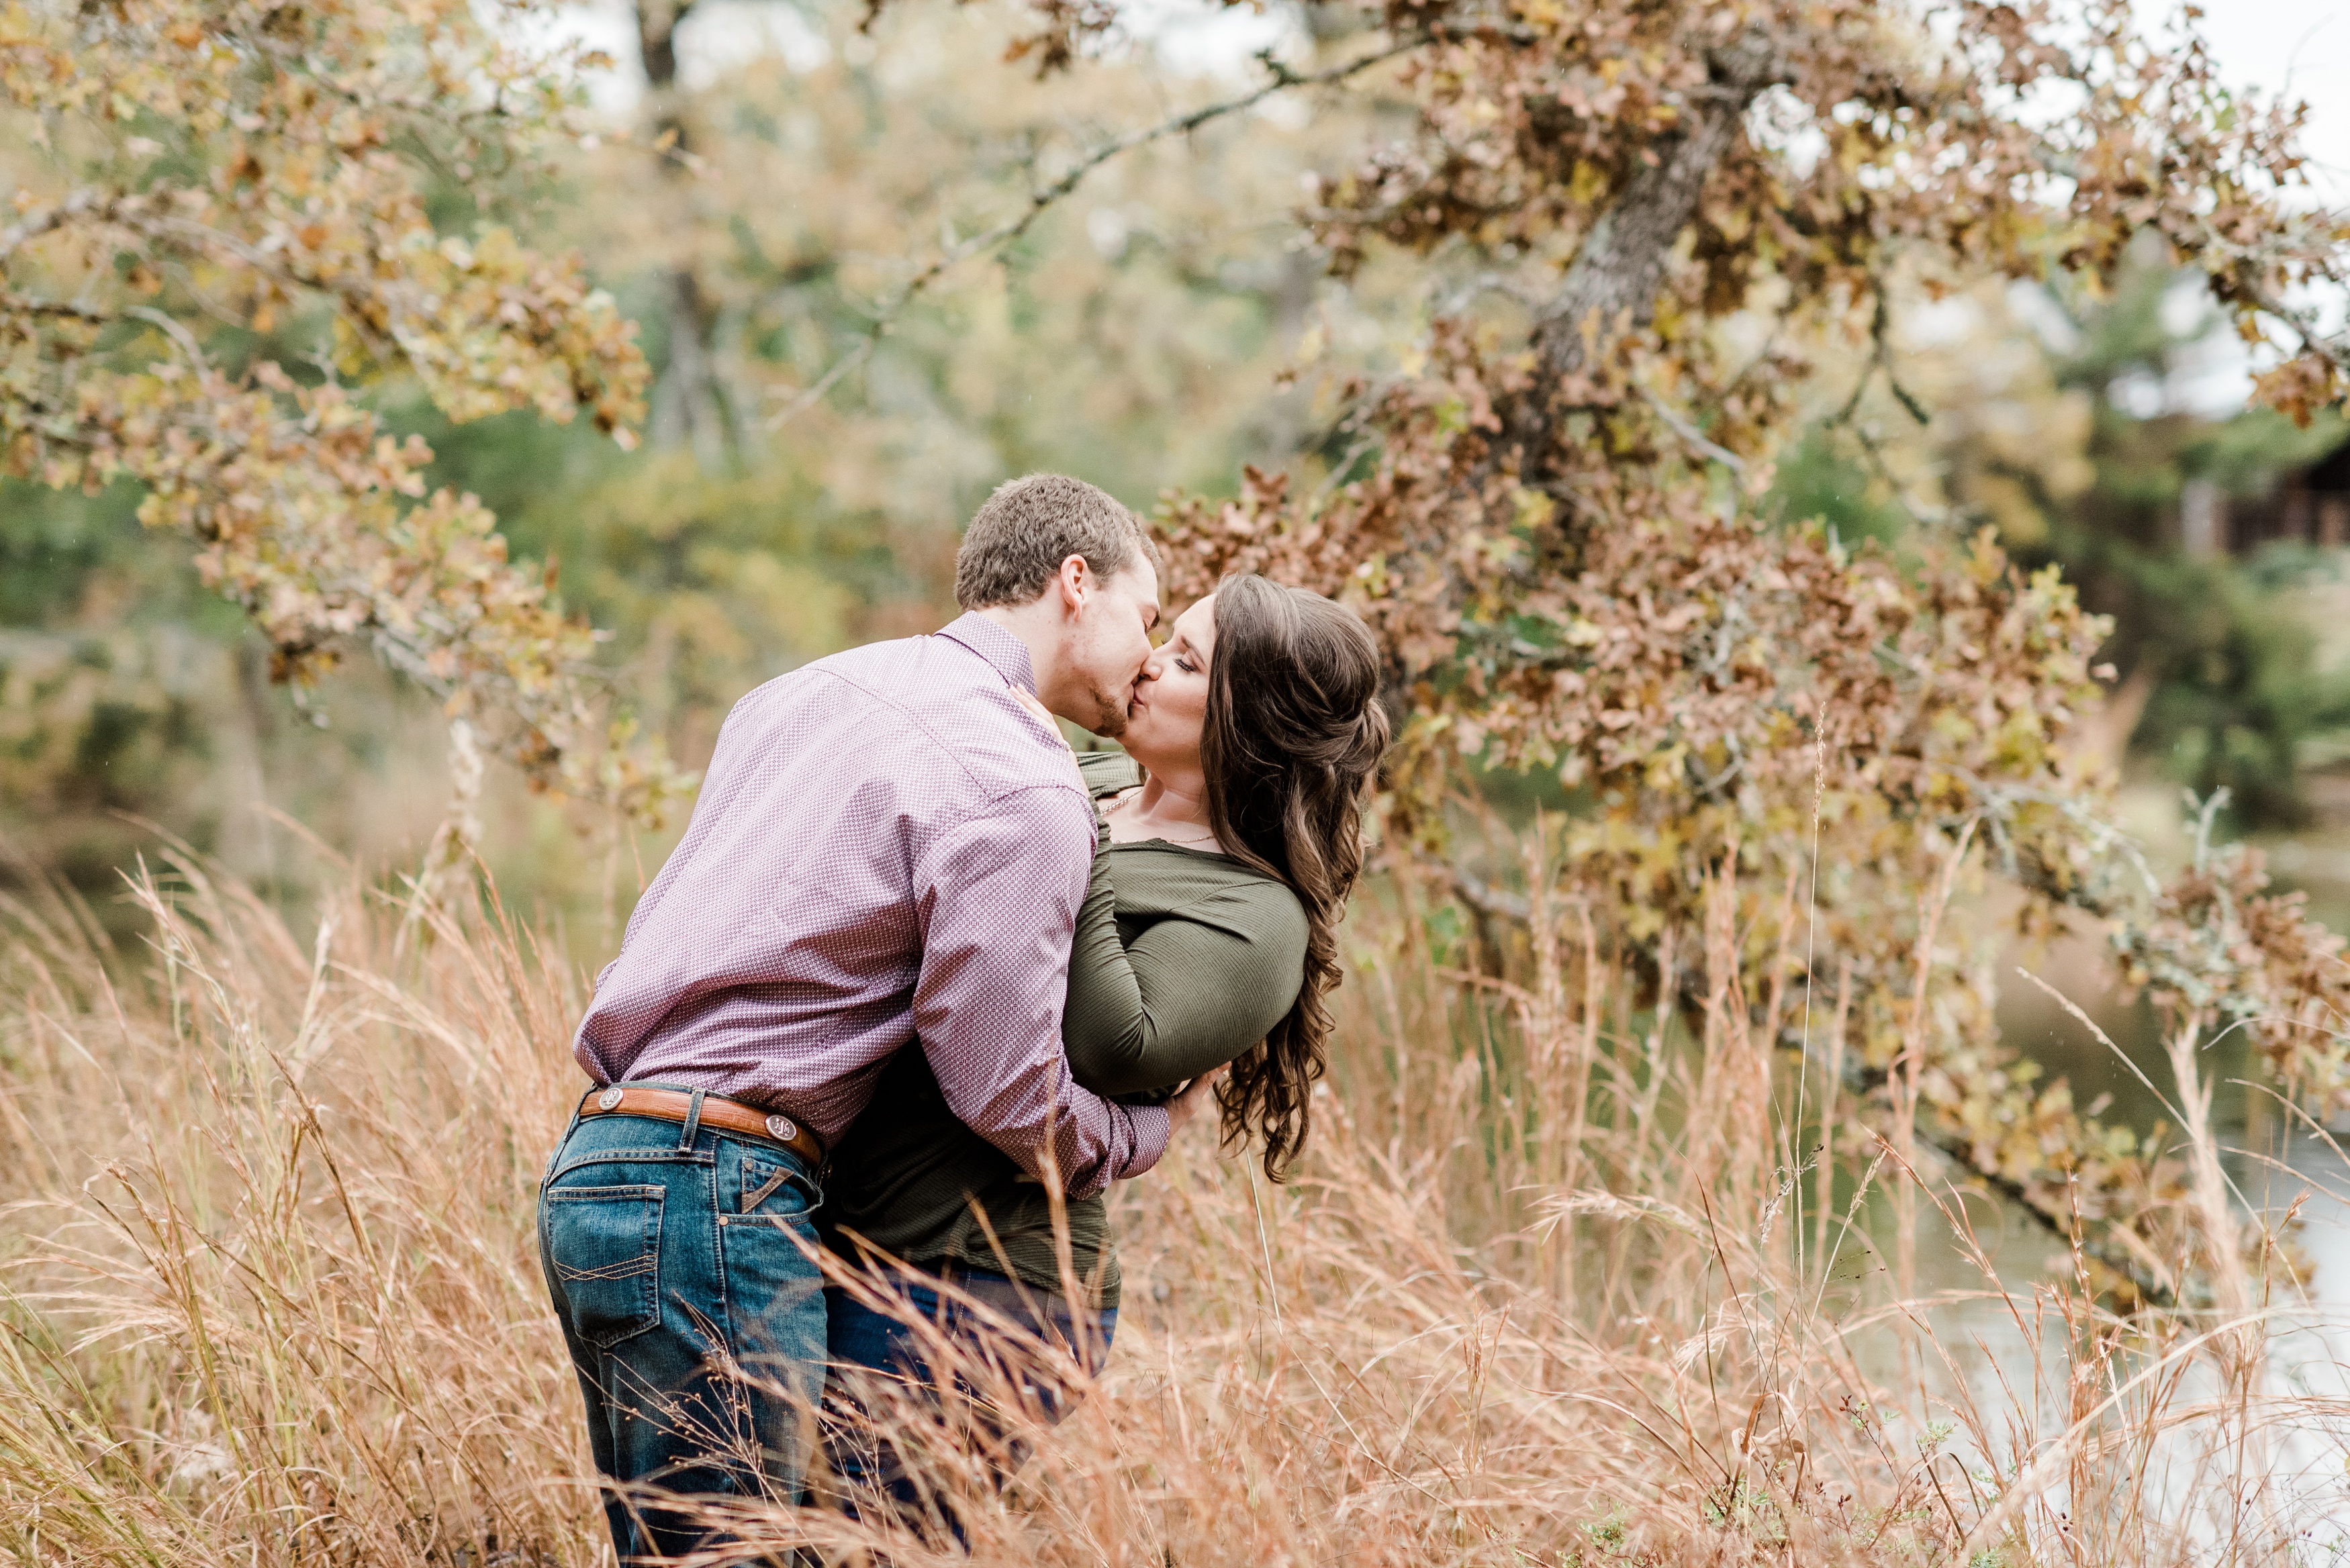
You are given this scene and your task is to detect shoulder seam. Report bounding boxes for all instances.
[819,650,1085,812]
[813,662,984,795]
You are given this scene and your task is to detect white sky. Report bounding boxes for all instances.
[551,0,1295,106]
[2196,0,2350,205]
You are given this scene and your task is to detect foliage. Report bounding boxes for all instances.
[1799,256,2350,830]
[0,0,688,825]
[913,0,2350,1290]
[594,15,1358,485]
[2022,271,2350,829]
[495,14,1382,744]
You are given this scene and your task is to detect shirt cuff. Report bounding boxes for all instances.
[1121,1102,1172,1179]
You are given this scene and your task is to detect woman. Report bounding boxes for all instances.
[816,572,1389,1518]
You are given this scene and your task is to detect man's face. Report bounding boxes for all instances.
[1062,556,1160,737]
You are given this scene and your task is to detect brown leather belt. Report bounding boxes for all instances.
[577,1085,826,1168]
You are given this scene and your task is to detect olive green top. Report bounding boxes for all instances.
[819,752,1309,1308]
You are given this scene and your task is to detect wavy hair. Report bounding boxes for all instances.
[1196,573,1389,1179]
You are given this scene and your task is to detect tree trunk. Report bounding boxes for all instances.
[1529,36,1778,391]
[635,0,735,467]
[638,0,686,89]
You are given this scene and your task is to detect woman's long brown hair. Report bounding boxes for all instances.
[1196,573,1389,1180]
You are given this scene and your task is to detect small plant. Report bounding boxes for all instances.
[1579,1507,1629,1551]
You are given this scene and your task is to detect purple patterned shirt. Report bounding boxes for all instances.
[574,614,1168,1196]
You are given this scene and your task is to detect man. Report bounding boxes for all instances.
[538,474,1207,1559]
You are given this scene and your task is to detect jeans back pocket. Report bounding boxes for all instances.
[543,1183,665,1348]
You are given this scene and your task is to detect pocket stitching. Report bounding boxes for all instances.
[543,1183,663,1349]
[555,1257,655,1282]
[546,1152,710,1188]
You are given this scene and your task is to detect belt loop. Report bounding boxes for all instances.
[678,1087,706,1151]
[542,1090,588,1190]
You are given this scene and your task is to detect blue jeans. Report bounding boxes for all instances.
[821,1263,1115,1540]
[538,1096,827,1563]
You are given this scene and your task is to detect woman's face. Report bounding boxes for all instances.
[1123,593,1215,772]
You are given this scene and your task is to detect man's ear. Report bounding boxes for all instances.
[1055,554,1092,616]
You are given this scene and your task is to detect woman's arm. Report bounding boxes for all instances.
[1062,877,1307,1099]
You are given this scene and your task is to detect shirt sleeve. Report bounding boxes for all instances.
[910,785,1170,1198]
[1064,873,1310,1097]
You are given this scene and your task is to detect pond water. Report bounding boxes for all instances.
[1897,1126,2350,1553]
[1883,912,2350,1553]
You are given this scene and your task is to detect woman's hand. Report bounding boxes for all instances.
[1164,1065,1227,1138]
[1006,683,1075,753]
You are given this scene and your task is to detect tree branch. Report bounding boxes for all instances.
[124,305,209,372]
[1638,383,1746,473]
[1527,33,1783,393]
[0,291,112,324]
[1,188,136,263]
[1446,864,1532,924]
[768,38,1423,429]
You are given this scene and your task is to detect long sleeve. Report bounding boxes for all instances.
[910,787,1170,1199]
[1062,863,1310,1099]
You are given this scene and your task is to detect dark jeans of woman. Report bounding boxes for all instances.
[820,1263,1115,1543]
[538,1098,827,1563]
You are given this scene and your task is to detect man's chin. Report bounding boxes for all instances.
[1088,694,1131,739]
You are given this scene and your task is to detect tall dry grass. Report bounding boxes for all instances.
[0,842,2342,1565]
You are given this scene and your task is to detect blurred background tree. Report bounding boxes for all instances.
[58,0,2338,881]
[0,0,679,910]
[1771,251,2350,836]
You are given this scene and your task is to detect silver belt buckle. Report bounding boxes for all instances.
[597,1087,624,1112]
[765,1113,797,1143]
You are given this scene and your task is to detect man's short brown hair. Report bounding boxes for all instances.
[953,473,1161,611]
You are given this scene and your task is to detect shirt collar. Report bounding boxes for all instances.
[935,611,1039,693]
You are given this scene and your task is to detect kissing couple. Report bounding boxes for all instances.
[536,473,1389,1559]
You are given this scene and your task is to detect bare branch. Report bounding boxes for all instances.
[769,38,1424,429]
[1638,383,1746,473]
[0,188,138,262]
[125,305,210,372]
[1446,865,1532,924]
[0,291,112,324]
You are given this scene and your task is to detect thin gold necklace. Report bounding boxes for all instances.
[1107,793,1217,848]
